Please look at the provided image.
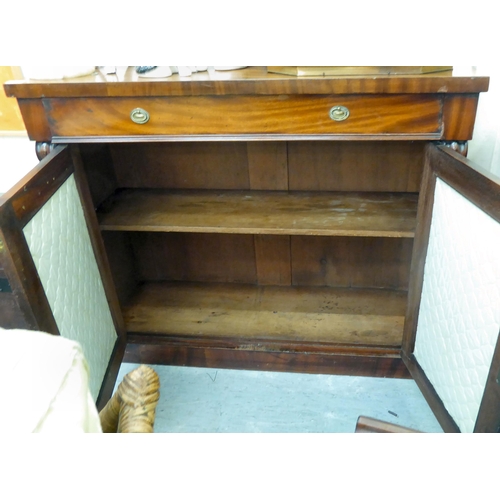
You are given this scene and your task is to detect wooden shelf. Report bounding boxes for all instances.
[123,282,407,348]
[98,190,418,237]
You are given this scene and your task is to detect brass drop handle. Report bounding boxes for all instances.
[130,108,150,124]
[329,105,350,121]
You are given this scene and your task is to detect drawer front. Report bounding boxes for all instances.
[44,94,443,139]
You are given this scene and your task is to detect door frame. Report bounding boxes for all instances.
[0,145,126,408]
[403,144,500,432]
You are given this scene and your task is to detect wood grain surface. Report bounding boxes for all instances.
[4,67,489,98]
[42,94,443,138]
[98,190,418,237]
[123,282,407,347]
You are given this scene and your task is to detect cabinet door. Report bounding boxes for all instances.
[0,145,124,406]
[403,144,500,432]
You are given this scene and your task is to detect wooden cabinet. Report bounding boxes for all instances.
[2,67,499,431]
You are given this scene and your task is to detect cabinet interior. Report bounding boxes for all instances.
[79,140,425,353]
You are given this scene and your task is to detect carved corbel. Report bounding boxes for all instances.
[35,142,56,161]
[437,141,468,157]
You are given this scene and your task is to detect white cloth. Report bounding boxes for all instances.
[0,328,102,433]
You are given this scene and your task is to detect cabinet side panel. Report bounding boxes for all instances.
[414,178,500,433]
[23,174,117,400]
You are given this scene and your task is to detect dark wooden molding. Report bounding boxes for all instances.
[52,134,445,144]
[402,146,437,355]
[7,145,73,227]
[124,336,411,379]
[474,332,500,432]
[0,206,59,334]
[95,335,127,411]
[402,352,460,432]
[126,332,404,357]
[71,146,127,339]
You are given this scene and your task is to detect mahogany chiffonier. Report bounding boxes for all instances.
[1,67,499,432]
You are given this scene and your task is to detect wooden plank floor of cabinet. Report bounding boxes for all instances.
[98,190,418,237]
[122,282,406,348]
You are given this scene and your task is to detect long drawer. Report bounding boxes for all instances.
[42,94,444,140]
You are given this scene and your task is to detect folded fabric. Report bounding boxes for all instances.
[0,328,102,433]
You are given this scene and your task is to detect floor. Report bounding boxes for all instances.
[115,362,443,433]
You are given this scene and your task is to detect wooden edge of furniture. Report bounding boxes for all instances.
[96,335,127,412]
[401,351,460,433]
[402,147,437,355]
[0,147,71,334]
[0,214,58,334]
[124,336,411,379]
[355,415,421,433]
[53,134,445,143]
[71,146,127,338]
[475,331,500,432]
[3,68,490,98]
[1,145,72,226]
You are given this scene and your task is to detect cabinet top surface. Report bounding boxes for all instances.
[3,67,489,98]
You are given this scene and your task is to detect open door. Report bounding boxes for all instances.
[403,144,500,433]
[0,145,125,408]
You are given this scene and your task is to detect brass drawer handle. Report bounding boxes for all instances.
[130,108,150,124]
[329,105,350,121]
